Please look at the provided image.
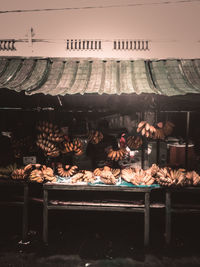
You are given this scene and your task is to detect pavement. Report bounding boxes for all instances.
[0,206,200,267]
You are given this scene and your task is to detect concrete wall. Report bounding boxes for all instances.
[0,0,199,59]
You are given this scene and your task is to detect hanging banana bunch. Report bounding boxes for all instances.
[127,136,143,150]
[88,130,103,144]
[137,121,156,138]
[36,121,64,157]
[107,148,126,161]
[64,138,84,156]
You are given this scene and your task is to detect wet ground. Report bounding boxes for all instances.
[0,205,200,267]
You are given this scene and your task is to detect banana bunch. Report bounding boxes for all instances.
[156,167,176,186]
[185,171,200,186]
[121,168,135,183]
[107,148,126,161]
[42,166,56,182]
[36,138,60,157]
[99,169,116,185]
[93,168,102,176]
[170,169,186,186]
[29,169,44,183]
[71,170,95,183]
[151,121,175,140]
[137,121,175,140]
[137,121,156,138]
[25,163,56,183]
[163,121,175,136]
[57,163,78,177]
[88,130,103,144]
[11,168,26,180]
[38,132,64,143]
[73,138,83,156]
[36,121,62,137]
[0,163,17,175]
[131,169,155,186]
[153,128,165,140]
[36,121,64,157]
[127,136,143,150]
[146,164,160,177]
[93,166,120,179]
[64,138,83,156]
[112,168,121,179]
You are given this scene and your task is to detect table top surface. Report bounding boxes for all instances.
[43,182,161,192]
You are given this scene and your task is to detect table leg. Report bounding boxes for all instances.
[165,191,171,245]
[22,183,29,243]
[43,189,48,244]
[144,192,150,247]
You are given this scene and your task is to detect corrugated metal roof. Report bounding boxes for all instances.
[0,58,200,96]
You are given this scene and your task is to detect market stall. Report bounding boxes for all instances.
[0,57,200,246]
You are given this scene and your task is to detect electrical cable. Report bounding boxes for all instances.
[0,0,199,14]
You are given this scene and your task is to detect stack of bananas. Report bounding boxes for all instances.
[131,169,155,186]
[185,171,200,186]
[121,167,154,185]
[24,163,56,183]
[57,162,78,177]
[64,138,83,156]
[42,166,56,182]
[0,163,17,179]
[36,121,63,157]
[71,170,95,183]
[29,169,44,183]
[99,169,116,185]
[127,136,143,149]
[88,130,103,144]
[156,168,185,186]
[146,164,160,177]
[121,168,135,183]
[11,168,26,180]
[93,166,121,179]
[93,166,119,185]
[137,121,156,138]
[107,148,126,161]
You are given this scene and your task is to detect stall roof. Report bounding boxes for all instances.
[0,57,200,97]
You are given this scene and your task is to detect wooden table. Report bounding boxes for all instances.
[165,187,200,245]
[43,183,161,246]
[0,180,29,242]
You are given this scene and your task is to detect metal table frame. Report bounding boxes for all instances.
[0,180,29,242]
[43,183,160,246]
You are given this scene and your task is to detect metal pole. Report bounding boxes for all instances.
[185,112,190,170]
[165,190,171,245]
[156,110,160,166]
[43,189,48,245]
[156,139,160,166]
[141,112,145,169]
[22,183,29,243]
[144,192,150,247]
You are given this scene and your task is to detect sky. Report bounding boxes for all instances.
[0,0,199,58]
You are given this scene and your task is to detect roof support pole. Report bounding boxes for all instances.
[185,111,190,170]
[155,110,160,166]
[141,111,145,169]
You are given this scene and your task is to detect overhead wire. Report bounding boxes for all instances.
[0,0,199,14]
